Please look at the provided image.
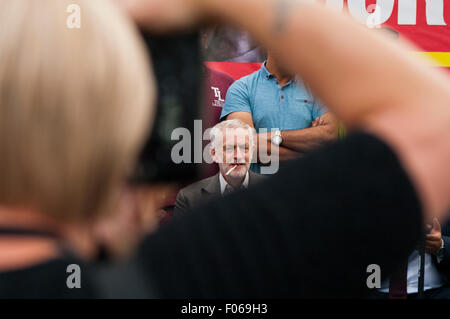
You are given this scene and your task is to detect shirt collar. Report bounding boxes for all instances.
[219,171,249,195]
[261,61,297,86]
[261,61,274,80]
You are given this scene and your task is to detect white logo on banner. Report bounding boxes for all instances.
[366,4,383,28]
[211,87,225,107]
[322,0,446,26]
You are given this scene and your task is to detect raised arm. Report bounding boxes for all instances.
[119,0,450,217]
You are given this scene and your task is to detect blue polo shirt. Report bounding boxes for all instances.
[220,62,328,174]
[220,62,328,130]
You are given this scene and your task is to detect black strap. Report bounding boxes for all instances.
[417,233,426,298]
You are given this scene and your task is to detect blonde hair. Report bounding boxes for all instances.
[0,0,155,222]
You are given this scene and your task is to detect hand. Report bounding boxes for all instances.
[114,0,211,33]
[311,117,325,127]
[94,184,177,259]
[425,218,442,254]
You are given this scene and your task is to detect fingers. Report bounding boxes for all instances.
[312,117,326,127]
[425,242,441,250]
[311,117,325,127]
[425,227,441,255]
[426,233,441,242]
[432,218,442,233]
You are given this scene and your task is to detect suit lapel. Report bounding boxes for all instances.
[199,171,263,200]
[248,170,265,186]
[201,173,221,197]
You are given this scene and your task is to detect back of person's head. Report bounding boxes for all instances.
[0,0,155,223]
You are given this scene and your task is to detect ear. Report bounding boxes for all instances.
[210,146,217,163]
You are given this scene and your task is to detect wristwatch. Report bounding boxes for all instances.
[271,130,282,146]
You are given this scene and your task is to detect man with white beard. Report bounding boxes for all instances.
[174,119,265,216]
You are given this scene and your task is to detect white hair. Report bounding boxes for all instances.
[209,119,257,151]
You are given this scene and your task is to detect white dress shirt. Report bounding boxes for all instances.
[219,172,249,195]
[379,250,444,294]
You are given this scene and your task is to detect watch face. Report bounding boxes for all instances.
[272,135,282,146]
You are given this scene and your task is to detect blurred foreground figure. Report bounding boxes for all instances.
[119,0,450,298]
[0,0,155,298]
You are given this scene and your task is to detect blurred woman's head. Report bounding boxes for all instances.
[0,0,155,223]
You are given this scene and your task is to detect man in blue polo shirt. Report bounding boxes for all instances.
[221,50,339,174]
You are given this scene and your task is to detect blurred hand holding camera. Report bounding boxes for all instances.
[94,184,177,260]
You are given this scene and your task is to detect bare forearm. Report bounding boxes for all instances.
[282,125,338,153]
[258,141,300,164]
[280,113,339,152]
[276,145,301,162]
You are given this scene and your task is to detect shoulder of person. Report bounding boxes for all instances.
[179,175,218,195]
[228,69,261,90]
[249,171,268,183]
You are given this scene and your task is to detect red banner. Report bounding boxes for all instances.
[206,1,450,81]
[345,0,449,52]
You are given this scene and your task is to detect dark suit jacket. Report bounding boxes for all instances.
[174,171,266,216]
[435,221,450,284]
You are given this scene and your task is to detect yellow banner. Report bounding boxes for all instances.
[414,52,450,68]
